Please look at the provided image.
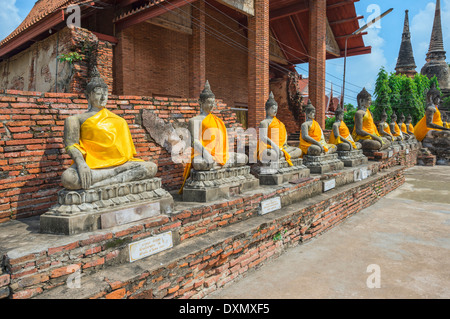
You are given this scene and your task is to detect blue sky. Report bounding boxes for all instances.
[1,0,448,106]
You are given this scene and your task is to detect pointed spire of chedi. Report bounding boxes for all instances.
[421,0,450,96]
[395,10,417,77]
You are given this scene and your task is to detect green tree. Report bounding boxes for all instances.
[373,67,392,121]
[399,76,424,123]
[388,72,402,118]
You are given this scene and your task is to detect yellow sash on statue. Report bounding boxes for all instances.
[408,123,415,134]
[329,121,357,149]
[258,117,292,166]
[381,122,392,135]
[352,109,381,142]
[414,106,443,141]
[299,120,328,155]
[70,108,142,169]
[401,123,408,134]
[393,123,402,137]
[179,113,229,194]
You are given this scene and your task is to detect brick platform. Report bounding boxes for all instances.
[0,149,415,299]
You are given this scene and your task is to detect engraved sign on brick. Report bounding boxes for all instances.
[129,231,173,263]
[388,150,393,158]
[260,196,281,215]
[323,179,336,192]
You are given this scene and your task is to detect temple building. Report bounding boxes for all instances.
[421,0,450,97]
[0,0,370,131]
[395,10,417,78]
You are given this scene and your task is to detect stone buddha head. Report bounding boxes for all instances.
[357,88,372,110]
[86,67,108,111]
[427,83,441,106]
[399,113,406,124]
[380,109,388,123]
[335,106,344,121]
[265,92,278,118]
[391,112,398,123]
[406,114,413,124]
[305,100,316,120]
[199,80,216,114]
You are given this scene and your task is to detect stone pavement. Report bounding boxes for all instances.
[207,166,450,299]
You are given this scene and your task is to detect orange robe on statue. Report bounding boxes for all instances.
[329,121,357,149]
[258,117,292,166]
[179,113,229,194]
[414,106,443,142]
[401,123,408,134]
[352,109,381,142]
[299,120,329,155]
[70,108,142,169]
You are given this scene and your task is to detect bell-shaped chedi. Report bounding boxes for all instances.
[395,10,417,77]
[421,0,450,95]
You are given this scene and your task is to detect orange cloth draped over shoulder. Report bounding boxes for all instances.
[299,120,328,155]
[69,108,143,169]
[329,121,357,149]
[414,106,443,141]
[179,113,229,194]
[380,122,392,135]
[352,109,381,142]
[392,123,402,137]
[401,123,408,134]
[258,117,292,166]
[408,123,415,134]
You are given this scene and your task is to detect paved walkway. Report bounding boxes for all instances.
[208,166,450,299]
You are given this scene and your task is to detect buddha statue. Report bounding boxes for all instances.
[299,100,336,156]
[329,106,362,151]
[414,83,450,141]
[180,80,248,193]
[352,88,391,151]
[389,113,404,141]
[377,109,396,142]
[442,112,450,128]
[405,114,415,135]
[398,113,411,140]
[61,68,157,190]
[258,92,302,164]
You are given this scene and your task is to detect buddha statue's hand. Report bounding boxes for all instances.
[77,162,92,190]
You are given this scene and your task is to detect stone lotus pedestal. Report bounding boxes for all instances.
[40,178,174,235]
[182,166,259,202]
[302,153,344,174]
[336,149,368,167]
[251,158,310,185]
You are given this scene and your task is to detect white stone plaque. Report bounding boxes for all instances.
[388,150,393,158]
[129,231,173,263]
[406,148,410,154]
[360,168,369,180]
[260,196,281,215]
[323,179,336,192]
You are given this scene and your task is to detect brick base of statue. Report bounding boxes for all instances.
[182,166,260,202]
[252,158,310,185]
[40,178,174,235]
[336,149,369,167]
[302,153,345,174]
[362,147,395,161]
[422,136,450,165]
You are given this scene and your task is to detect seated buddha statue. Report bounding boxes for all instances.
[405,114,415,135]
[377,109,396,142]
[258,92,302,164]
[329,106,362,151]
[389,113,405,141]
[442,112,450,129]
[414,83,450,141]
[299,100,336,156]
[61,68,157,190]
[398,113,411,140]
[352,88,391,151]
[180,81,247,193]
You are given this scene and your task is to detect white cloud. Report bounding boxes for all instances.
[0,0,22,41]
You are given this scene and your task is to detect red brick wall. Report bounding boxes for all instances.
[114,23,190,98]
[0,90,240,224]
[205,6,248,109]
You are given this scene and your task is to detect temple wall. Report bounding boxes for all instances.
[0,27,114,95]
[0,90,241,223]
